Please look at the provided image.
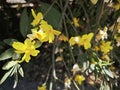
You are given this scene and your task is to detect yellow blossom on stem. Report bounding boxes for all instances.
[110,23,120,33]
[40,24,61,43]
[56,56,63,62]
[64,77,71,89]
[101,54,110,61]
[96,27,108,41]
[93,46,100,52]
[114,3,120,11]
[31,9,43,27]
[72,17,80,27]
[58,34,68,42]
[69,36,81,46]
[71,64,80,75]
[12,39,40,63]
[74,74,85,85]
[38,84,46,90]
[116,37,120,46]
[99,41,113,54]
[79,33,94,49]
[27,28,46,42]
[27,28,39,40]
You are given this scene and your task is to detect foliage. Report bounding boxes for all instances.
[0,0,120,90]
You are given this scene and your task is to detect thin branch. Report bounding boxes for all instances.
[0,3,34,9]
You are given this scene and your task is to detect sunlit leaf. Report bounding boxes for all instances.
[18,64,24,77]
[83,61,89,71]
[2,61,18,70]
[13,73,18,88]
[90,0,98,5]
[103,67,114,78]
[0,68,13,84]
[9,65,17,77]
[0,49,14,61]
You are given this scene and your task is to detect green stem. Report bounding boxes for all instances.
[43,0,58,17]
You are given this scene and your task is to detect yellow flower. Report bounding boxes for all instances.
[74,74,85,85]
[79,33,94,49]
[12,39,40,63]
[93,46,100,52]
[96,27,108,41]
[38,84,46,90]
[109,23,120,33]
[31,9,43,26]
[27,28,39,40]
[58,34,68,42]
[116,37,120,46]
[101,54,110,61]
[114,3,120,11]
[56,56,63,62]
[69,36,81,46]
[27,28,46,42]
[72,17,80,27]
[40,24,61,43]
[64,77,71,89]
[40,20,48,25]
[71,64,80,75]
[99,41,113,54]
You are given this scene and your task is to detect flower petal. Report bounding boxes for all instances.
[12,42,26,51]
[31,50,40,56]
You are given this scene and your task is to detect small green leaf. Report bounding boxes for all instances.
[2,61,18,70]
[0,68,13,84]
[90,0,98,5]
[18,65,24,77]
[103,67,114,78]
[3,39,18,46]
[20,8,30,37]
[34,40,42,48]
[0,49,14,61]
[12,53,21,60]
[10,65,17,77]
[13,73,18,88]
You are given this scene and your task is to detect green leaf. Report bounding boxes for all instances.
[9,65,17,77]
[103,67,114,78]
[12,53,21,60]
[0,67,13,84]
[20,8,30,37]
[3,39,18,46]
[18,64,24,77]
[39,2,62,29]
[2,61,18,70]
[0,49,14,61]
[13,73,18,88]
[90,0,98,5]
[34,40,42,48]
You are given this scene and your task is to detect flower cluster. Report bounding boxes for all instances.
[0,1,120,90]
[12,9,61,63]
[69,33,94,50]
